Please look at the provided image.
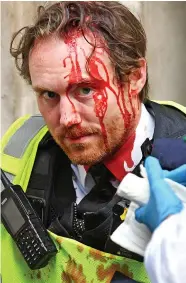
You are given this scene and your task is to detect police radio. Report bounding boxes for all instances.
[1,169,57,270]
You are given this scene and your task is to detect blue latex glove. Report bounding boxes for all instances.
[135,156,184,232]
[164,165,186,186]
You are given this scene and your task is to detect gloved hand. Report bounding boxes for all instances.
[135,156,184,232]
[164,165,186,186]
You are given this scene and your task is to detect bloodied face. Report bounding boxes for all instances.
[29,31,145,165]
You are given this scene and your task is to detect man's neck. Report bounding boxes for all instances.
[104,104,155,181]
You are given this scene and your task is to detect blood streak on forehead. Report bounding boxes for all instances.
[62,29,83,125]
[63,29,83,83]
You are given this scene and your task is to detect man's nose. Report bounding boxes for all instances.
[59,96,81,127]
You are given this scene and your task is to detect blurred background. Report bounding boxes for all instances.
[1,1,186,136]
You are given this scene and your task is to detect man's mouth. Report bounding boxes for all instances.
[65,133,95,142]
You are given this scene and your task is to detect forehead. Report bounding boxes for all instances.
[30,33,90,67]
[29,32,113,90]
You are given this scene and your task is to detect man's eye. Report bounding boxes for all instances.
[42,91,58,100]
[78,87,94,96]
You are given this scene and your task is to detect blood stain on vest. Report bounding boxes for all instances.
[117,263,134,279]
[96,263,133,282]
[36,270,41,279]
[56,236,64,245]
[96,263,120,282]
[119,263,133,279]
[29,273,34,280]
[88,248,107,263]
[107,253,116,260]
[61,256,86,283]
[77,243,84,252]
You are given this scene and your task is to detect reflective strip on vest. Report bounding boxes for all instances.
[3,115,46,158]
[0,172,14,192]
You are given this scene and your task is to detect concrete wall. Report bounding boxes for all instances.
[1,1,186,136]
[1,1,41,136]
[142,1,186,105]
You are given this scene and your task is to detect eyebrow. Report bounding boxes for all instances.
[67,77,101,90]
[32,86,46,93]
[33,77,101,94]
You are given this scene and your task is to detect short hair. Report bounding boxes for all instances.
[10,1,149,101]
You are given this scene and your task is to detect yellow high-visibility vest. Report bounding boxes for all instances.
[1,101,185,283]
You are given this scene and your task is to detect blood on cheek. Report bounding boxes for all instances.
[88,55,134,144]
[93,90,108,148]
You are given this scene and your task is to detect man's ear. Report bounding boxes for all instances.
[128,58,147,96]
